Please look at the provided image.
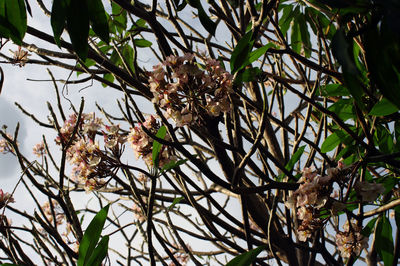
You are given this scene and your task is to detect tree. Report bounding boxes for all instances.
[0,0,400,265]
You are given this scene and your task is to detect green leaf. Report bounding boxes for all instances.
[230,31,254,74]
[111,2,127,34]
[134,39,152,47]
[86,235,109,266]
[361,217,377,237]
[234,67,261,84]
[319,84,349,97]
[331,29,364,108]
[66,0,89,60]
[77,204,109,266]
[226,245,266,266]
[51,0,69,47]
[369,98,399,116]
[87,0,109,43]
[286,145,305,172]
[321,132,341,153]
[290,21,301,54]
[168,197,184,210]
[186,0,216,35]
[102,73,114,87]
[375,216,394,266]
[4,0,27,44]
[374,125,394,154]
[297,14,312,58]
[152,126,167,168]
[328,99,355,121]
[122,45,135,73]
[395,206,400,230]
[160,159,187,175]
[278,4,294,36]
[0,264,22,266]
[248,43,275,64]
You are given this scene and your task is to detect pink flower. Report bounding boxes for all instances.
[0,133,16,154]
[0,189,14,208]
[148,53,232,126]
[33,141,46,157]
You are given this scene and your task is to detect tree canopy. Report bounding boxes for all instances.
[0,0,400,265]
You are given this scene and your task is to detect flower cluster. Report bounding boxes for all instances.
[132,202,146,223]
[11,46,30,67]
[335,220,368,259]
[55,113,102,145]
[286,166,342,242]
[169,245,191,266]
[149,53,232,127]
[286,167,332,210]
[55,113,125,191]
[33,141,46,157]
[128,116,174,167]
[41,200,65,226]
[0,189,14,209]
[0,133,16,154]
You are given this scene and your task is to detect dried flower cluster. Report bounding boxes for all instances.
[285,163,383,260]
[127,115,175,167]
[335,220,369,258]
[286,167,332,242]
[149,53,232,127]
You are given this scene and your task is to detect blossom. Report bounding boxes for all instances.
[128,116,173,167]
[33,141,46,157]
[0,133,16,154]
[335,220,368,259]
[0,189,14,209]
[296,206,322,242]
[10,46,29,67]
[132,203,145,222]
[354,181,385,202]
[169,245,192,266]
[42,200,65,225]
[148,53,232,127]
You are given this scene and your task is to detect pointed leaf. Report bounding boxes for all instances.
[168,197,184,211]
[4,0,27,44]
[86,236,109,266]
[134,39,152,47]
[77,205,109,266]
[152,126,167,168]
[66,0,89,60]
[226,245,266,266]
[375,216,394,266]
[291,21,301,54]
[361,217,377,237]
[186,0,216,35]
[51,0,69,47]
[87,0,109,43]
[285,145,305,172]
[369,98,399,116]
[331,29,364,107]
[230,31,254,74]
[248,43,275,64]
[234,67,261,84]
[160,159,187,175]
[321,132,341,153]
